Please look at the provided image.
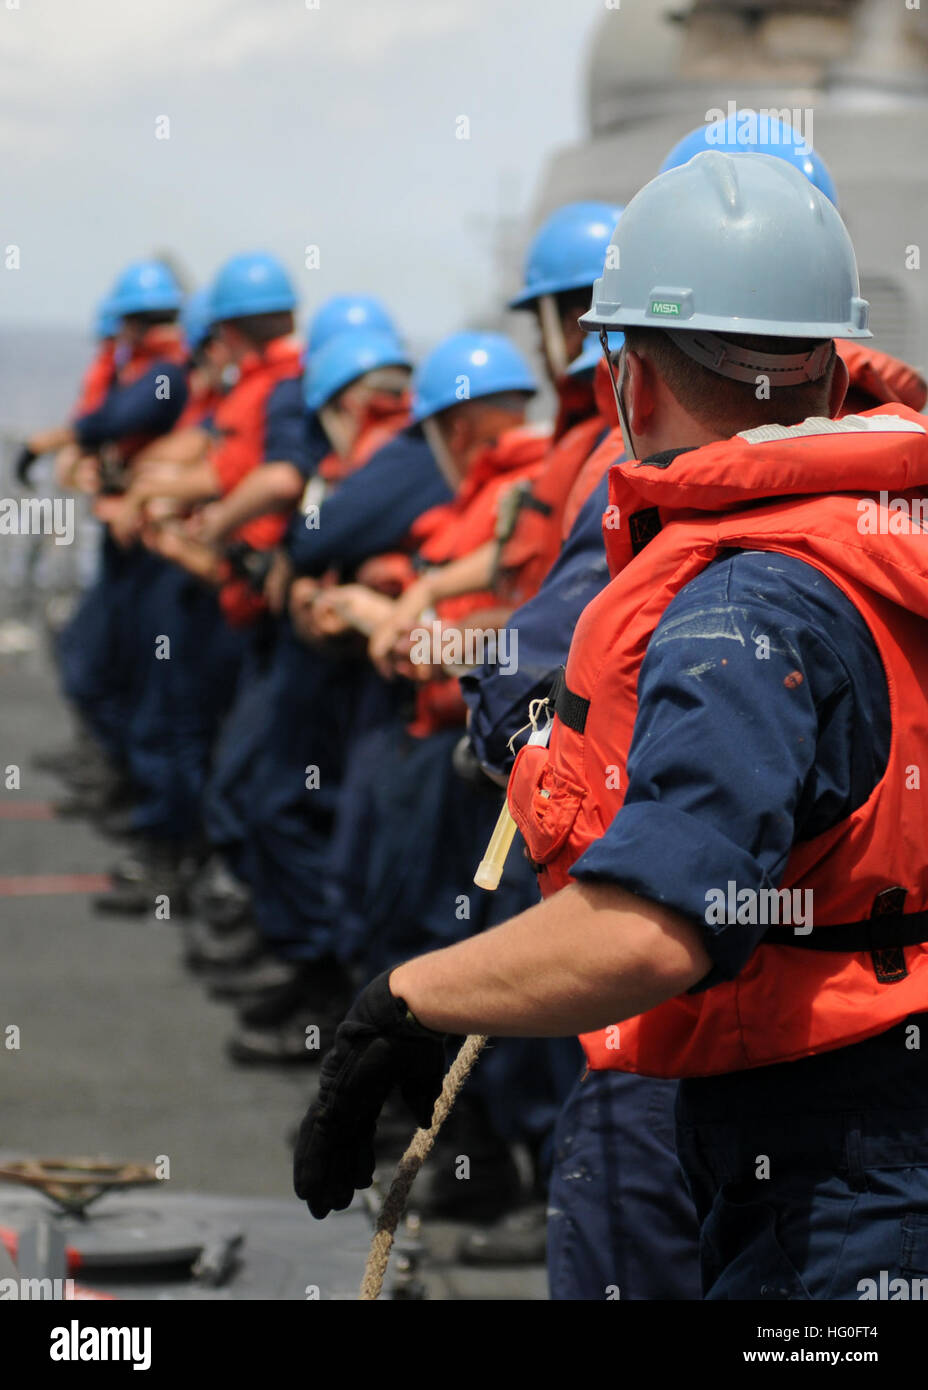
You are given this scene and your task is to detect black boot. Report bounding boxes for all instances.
[457,1202,548,1266]
[182,916,265,971]
[54,771,135,821]
[401,1092,524,1224]
[93,838,186,916]
[187,852,253,929]
[206,955,301,1002]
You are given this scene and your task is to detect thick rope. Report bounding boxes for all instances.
[359,1033,488,1301]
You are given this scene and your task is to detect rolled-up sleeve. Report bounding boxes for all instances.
[570,550,888,986]
[74,365,188,447]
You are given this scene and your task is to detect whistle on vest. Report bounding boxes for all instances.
[495,479,533,546]
[474,712,552,891]
[491,480,552,588]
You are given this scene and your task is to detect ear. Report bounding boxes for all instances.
[218,323,242,355]
[623,350,656,437]
[444,410,472,457]
[828,348,850,419]
[340,382,366,420]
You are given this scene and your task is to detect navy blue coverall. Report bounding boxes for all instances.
[463,470,701,1298]
[240,426,452,963]
[58,357,188,768]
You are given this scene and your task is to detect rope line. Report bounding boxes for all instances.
[359,1033,488,1301]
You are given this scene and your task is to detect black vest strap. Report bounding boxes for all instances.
[545,670,923,972]
[550,666,589,735]
[762,890,923,984]
[761,909,928,952]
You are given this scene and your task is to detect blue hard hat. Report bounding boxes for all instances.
[307,294,397,356]
[209,251,297,322]
[94,296,120,340]
[509,202,624,310]
[304,329,411,412]
[566,329,624,378]
[659,112,838,206]
[181,288,216,354]
[411,332,538,425]
[107,260,183,318]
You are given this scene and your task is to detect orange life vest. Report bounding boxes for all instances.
[507,404,928,1078]
[175,376,224,431]
[210,337,304,627]
[210,337,304,499]
[307,406,415,599]
[495,363,617,606]
[407,424,549,736]
[71,342,117,419]
[561,342,928,546]
[96,326,188,463]
[837,339,928,415]
[318,396,412,487]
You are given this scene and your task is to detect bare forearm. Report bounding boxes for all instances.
[132,428,211,467]
[29,425,76,455]
[206,463,303,539]
[144,527,224,583]
[389,879,711,1036]
[423,542,495,604]
[130,462,219,507]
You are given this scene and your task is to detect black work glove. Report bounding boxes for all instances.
[293,971,446,1219]
[14,445,38,487]
[224,541,274,593]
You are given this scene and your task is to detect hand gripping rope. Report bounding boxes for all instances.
[359,699,553,1300]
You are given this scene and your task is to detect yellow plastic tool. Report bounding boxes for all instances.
[474,801,519,891]
[474,700,553,891]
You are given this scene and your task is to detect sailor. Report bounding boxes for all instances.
[462,115,928,1292]
[307,332,580,1220]
[295,149,928,1301]
[48,261,189,830]
[217,327,422,1064]
[91,252,306,913]
[368,202,621,671]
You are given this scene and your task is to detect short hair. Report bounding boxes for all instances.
[332,364,411,408]
[556,288,593,316]
[622,326,837,432]
[439,389,533,424]
[122,309,179,328]
[225,310,294,346]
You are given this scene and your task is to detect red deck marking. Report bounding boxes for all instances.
[0,801,57,820]
[0,874,112,896]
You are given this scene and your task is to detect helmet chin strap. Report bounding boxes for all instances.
[600,328,636,460]
[539,294,569,381]
[318,403,359,460]
[421,416,464,491]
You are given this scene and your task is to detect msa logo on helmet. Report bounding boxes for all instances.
[649,300,681,317]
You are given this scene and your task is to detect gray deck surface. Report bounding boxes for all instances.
[0,629,546,1300]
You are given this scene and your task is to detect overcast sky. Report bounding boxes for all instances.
[1,0,603,343]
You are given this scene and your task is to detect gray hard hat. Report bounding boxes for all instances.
[580,151,871,346]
